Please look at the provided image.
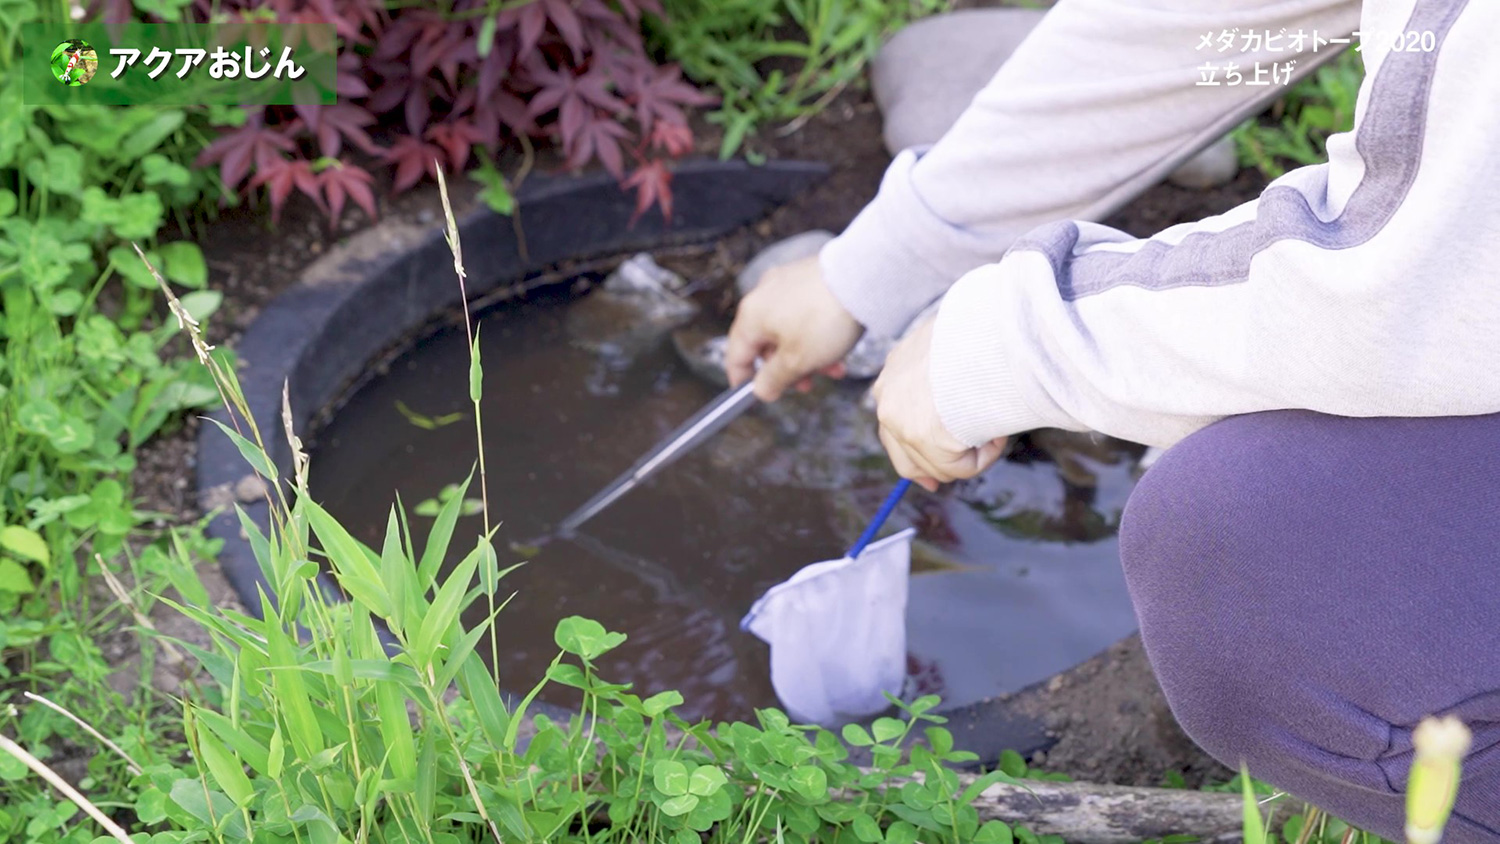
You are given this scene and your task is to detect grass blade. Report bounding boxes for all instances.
[195,715,256,807]
[261,590,326,760]
[413,536,485,667]
[417,471,473,590]
[1242,767,1269,844]
[204,417,276,482]
[305,498,393,619]
[375,677,418,784]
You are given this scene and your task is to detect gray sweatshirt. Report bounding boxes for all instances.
[820,0,1496,450]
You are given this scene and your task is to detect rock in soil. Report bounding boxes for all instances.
[1167,136,1241,190]
[233,473,270,503]
[870,8,1047,154]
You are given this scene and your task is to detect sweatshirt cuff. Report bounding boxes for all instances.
[928,267,1052,446]
[818,149,955,340]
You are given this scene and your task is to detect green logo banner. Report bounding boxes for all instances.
[22,22,337,105]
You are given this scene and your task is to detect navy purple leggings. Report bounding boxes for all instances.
[1120,410,1500,843]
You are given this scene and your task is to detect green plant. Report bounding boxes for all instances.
[0,1,233,835]
[1225,770,1400,844]
[6,172,1035,843]
[995,748,1070,784]
[648,0,947,158]
[1233,49,1363,179]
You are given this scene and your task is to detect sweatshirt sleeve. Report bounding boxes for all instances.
[929,0,1500,450]
[820,0,1359,340]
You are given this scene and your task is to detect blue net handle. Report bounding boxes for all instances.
[846,479,913,559]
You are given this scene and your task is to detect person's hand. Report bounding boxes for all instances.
[724,254,864,401]
[871,316,1008,492]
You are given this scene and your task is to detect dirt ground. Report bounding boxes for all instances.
[129,82,1267,787]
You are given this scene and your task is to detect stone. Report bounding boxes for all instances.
[671,326,731,390]
[870,8,1048,155]
[843,335,893,381]
[603,251,690,295]
[565,253,700,359]
[736,229,834,296]
[1166,135,1241,190]
[199,482,234,512]
[234,473,269,503]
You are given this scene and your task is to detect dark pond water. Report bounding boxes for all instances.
[308,281,1146,723]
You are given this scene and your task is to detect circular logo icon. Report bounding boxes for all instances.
[51,39,98,86]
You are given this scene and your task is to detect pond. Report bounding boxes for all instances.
[308,276,1146,724]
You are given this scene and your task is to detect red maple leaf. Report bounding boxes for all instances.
[410,16,475,89]
[566,116,630,177]
[293,103,380,158]
[467,89,536,148]
[196,110,296,193]
[611,0,663,22]
[249,155,322,224]
[383,135,447,193]
[318,163,377,229]
[371,13,424,62]
[279,4,361,46]
[527,63,626,117]
[336,51,371,99]
[500,0,586,62]
[573,0,638,45]
[624,63,715,134]
[528,64,626,153]
[473,35,518,103]
[621,159,673,224]
[649,120,693,157]
[368,60,449,136]
[425,119,486,173]
[334,0,387,41]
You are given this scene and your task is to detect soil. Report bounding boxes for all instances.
[127,80,1268,788]
[1007,635,1231,787]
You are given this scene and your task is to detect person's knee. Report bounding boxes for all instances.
[1116,410,1412,766]
[1116,413,1301,765]
[1116,411,1500,842]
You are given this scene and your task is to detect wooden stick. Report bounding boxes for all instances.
[954,775,1245,844]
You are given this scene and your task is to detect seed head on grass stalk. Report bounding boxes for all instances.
[434,162,510,844]
[434,163,491,537]
[433,162,511,712]
[133,242,299,546]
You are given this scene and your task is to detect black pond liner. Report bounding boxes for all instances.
[197,158,1056,764]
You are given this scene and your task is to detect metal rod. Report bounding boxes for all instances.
[553,380,759,537]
